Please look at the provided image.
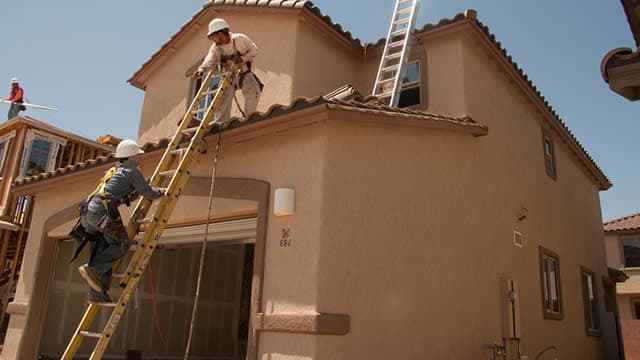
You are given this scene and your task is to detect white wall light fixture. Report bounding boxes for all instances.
[274,188,295,216]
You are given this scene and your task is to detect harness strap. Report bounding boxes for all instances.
[87,167,117,208]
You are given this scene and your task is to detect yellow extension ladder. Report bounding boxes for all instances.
[61,64,239,359]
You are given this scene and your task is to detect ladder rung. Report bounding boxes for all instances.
[377,91,393,99]
[385,52,402,61]
[136,217,154,224]
[381,64,399,73]
[393,18,410,26]
[388,40,405,48]
[80,331,103,338]
[170,148,186,157]
[390,29,406,38]
[159,170,177,177]
[377,77,395,85]
[397,7,412,16]
[181,127,199,136]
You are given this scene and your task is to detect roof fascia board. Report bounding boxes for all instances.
[466,23,611,190]
[326,106,488,137]
[219,103,328,144]
[10,117,113,152]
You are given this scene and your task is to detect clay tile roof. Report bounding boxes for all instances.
[13,91,485,187]
[604,213,640,232]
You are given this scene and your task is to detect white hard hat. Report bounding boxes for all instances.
[208,18,229,36]
[10,78,18,84]
[115,139,144,159]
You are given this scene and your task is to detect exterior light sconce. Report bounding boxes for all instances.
[274,188,295,216]
[516,205,528,221]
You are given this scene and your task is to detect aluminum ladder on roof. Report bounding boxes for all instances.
[60,63,241,360]
[372,0,421,107]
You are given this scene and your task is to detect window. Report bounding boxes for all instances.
[542,130,557,179]
[622,238,640,267]
[580,267,600,336]
[192,74,221,121]
[0,130,16,173]
[18,129,67,178]
[632,298,640,319]
[539,246,563,319]
[398,61,421,108]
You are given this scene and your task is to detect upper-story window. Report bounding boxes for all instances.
[19,129,67,178]
[622,237,640,267]
[542,130,557,179]
[398,61,421,108]
[192,75,221,120]
[540,246,563,320]
[0,130,16,174]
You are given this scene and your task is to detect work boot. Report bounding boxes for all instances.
[88,290,115,306]
[78,264,103,292]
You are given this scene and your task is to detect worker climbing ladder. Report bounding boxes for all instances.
[372,0,421,107]
[61,63,240,359]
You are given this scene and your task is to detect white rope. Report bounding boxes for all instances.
[183,123,223,359]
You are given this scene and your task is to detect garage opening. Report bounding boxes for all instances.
[38,218,256,359]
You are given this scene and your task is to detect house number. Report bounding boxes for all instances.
[280,227,292,248]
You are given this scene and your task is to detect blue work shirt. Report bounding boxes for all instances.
[87,162,164,215]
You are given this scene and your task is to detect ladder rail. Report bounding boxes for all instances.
[372,0,421,107]
[388,0,420,107]
[372,0,404,97]
[61,64,240,360]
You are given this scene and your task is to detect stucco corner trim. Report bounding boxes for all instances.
[255,312,350,335]
[6,301,28,315]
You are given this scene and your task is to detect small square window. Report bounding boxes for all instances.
[581,267,600,336]
[540,246,563,320]
[632,298,640,319]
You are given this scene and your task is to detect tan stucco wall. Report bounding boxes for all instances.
[290,15,361,100]
[138,9,300,145]
[606,233,625,268]
[460,31,606,358]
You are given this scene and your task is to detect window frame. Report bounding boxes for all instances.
[0,130,17,174]
[620,237,640,268]
[539,246,563,320]
[396,56,428,109]
[18,129,67,178]
[541,129,557,180]
[631,297,640,319]
[190,73,221,121]
[580,266,601,336]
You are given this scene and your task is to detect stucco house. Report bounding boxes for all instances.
[0,1,620,359]
[604,213,640,358]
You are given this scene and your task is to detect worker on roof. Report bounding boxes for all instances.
[6,78,25,120]
[77,139,165,304]
[192,18,263,123]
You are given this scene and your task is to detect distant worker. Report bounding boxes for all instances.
[6,78,25,120]
[77,139,165,304]
[192,18,263,123]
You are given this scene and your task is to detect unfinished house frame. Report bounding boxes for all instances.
[0,116,113,346]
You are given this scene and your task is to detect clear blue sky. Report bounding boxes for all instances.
[0,0,636,221]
